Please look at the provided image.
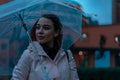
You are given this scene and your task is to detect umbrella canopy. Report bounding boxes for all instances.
[0,0,82,49]
[0,0,82,75]
[0,0,45,18]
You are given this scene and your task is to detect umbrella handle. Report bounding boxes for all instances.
[18,14,27,31]
[18,14,39,54]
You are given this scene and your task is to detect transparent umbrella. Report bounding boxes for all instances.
[0,0,82,76]
[0,0,82,49]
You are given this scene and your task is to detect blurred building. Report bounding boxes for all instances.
[72,24,120,67]
[113,0,120,23]
[0,0,13,4]
[72,0,120,68]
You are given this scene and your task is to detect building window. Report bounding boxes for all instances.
[78,51,90,67]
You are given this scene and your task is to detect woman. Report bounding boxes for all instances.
[11,14,79,80]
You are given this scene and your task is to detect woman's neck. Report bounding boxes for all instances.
[41,43,53,48]
[41,43,59,60]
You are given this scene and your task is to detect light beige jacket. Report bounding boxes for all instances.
[11,42,79,80]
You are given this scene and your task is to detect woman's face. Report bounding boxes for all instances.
[35,17,58,47]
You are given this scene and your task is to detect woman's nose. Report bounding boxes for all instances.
[38,27,43,33]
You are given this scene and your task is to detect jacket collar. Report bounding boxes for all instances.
[29,41,66,59]
[29,41,47,56]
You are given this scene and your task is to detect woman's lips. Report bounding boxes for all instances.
[37,36,44,40]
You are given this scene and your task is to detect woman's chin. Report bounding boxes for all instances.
[37,40,45,44]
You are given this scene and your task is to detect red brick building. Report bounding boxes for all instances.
[0,0,13,4]
[72,0,120,67]
[72,24,120,67]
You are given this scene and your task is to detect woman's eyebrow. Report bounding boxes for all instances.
[42,24,51,26]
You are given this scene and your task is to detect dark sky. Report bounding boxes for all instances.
[77,0,112,25]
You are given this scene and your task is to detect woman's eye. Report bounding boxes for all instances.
[43,25,50,30]
[36,24,41,29]
[36,24,51,30]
